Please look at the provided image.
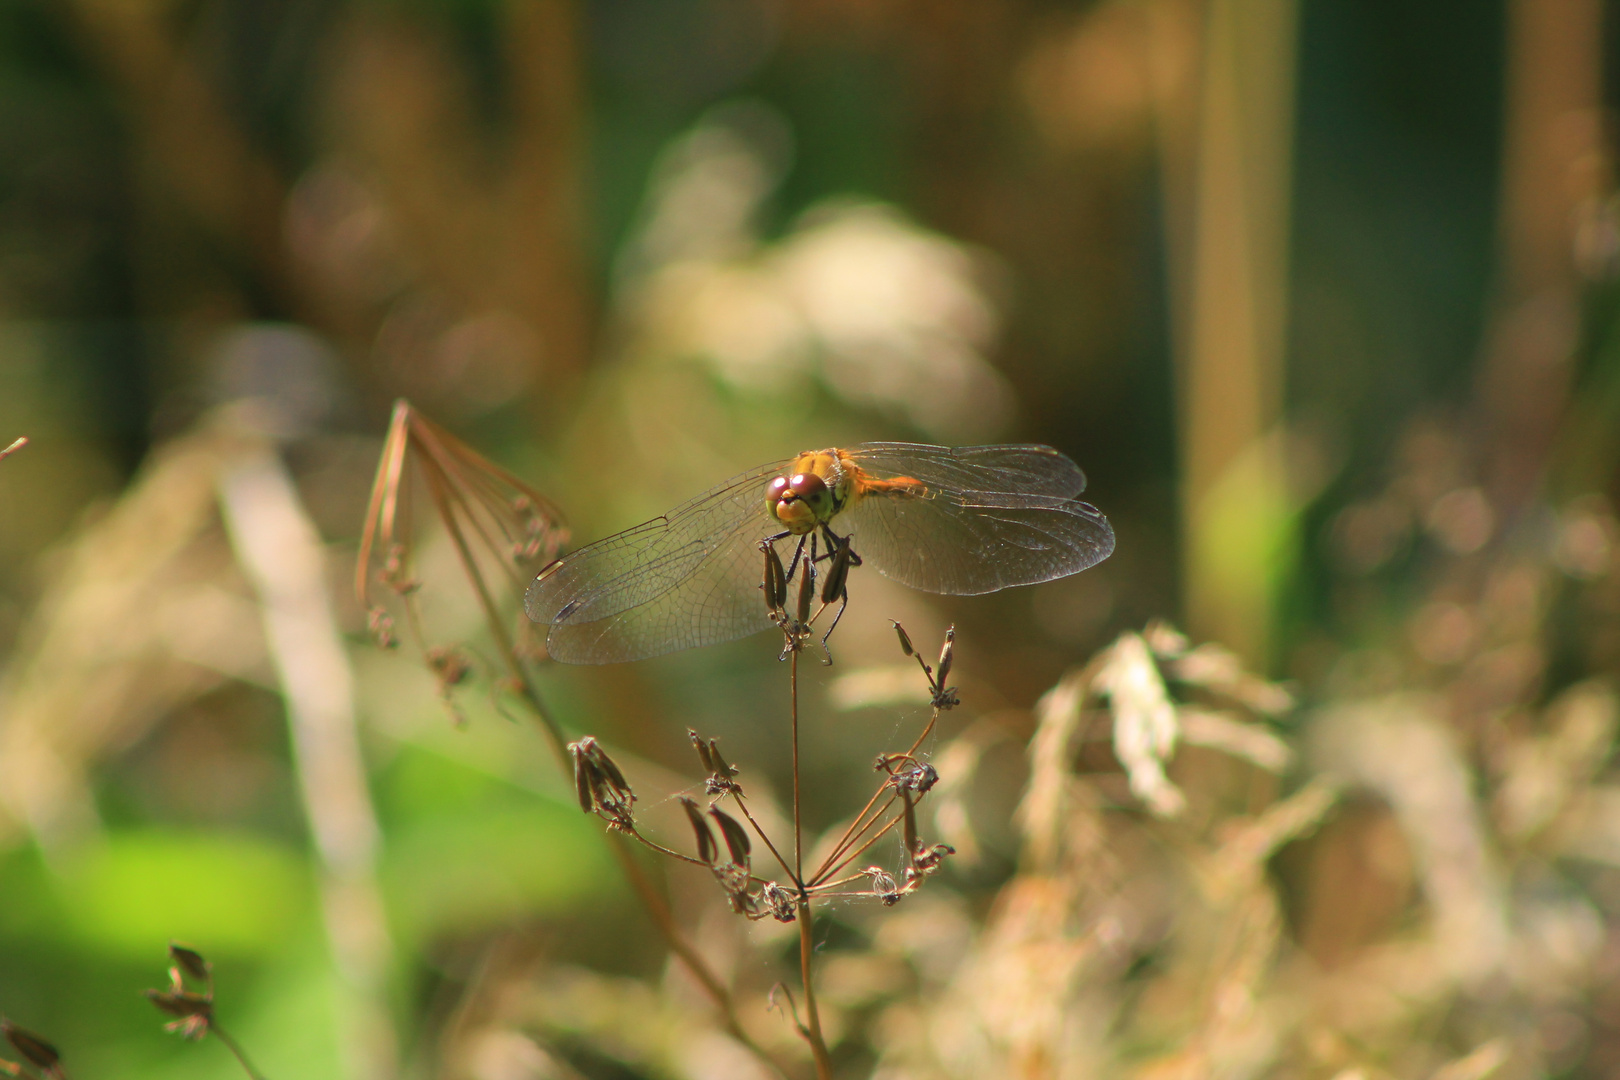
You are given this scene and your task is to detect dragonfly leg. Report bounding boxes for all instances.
[814,532,857,665]
[782,534,808,586]
[818,524,863,567]
[818,589,850,665]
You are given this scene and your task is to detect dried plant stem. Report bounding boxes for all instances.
[213,1025,268,1080]
[422,479,784,1075]
[790,649,834,1080]
[813,813,903,889]
[504,667,790,1076]
[601,836,791,1079]
[728,793,798,883]
[807,704,942,888]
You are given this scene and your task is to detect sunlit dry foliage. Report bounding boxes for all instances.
[356,398,568,718]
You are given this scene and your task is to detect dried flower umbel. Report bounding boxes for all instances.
[143,943,265,1079]
[564,614,962,1080]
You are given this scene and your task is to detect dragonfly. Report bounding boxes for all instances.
[525,442,1114,664]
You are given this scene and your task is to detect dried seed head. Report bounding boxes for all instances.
[910,843,956,881]
[717,863,753,913]
[936,625,955,688]
[569,737,636,828]
[709,806,752,867]
[145,989,214,1040]
[380,544,422,595]
[426,645,473,688]
[706,739,733,778]
[864,867,901,905]
[796,558,816,625]
[898,762,939,795]
[901,790,919,855]
[821,536,853,603]
[761,541,788,613]
[584,737,630,792]
[891,620,915,657]
[1,1020,61,1075]
[571,744,594,812]
[367,606,398,649]
[689,728,716,774]
[168,942,211,984]
[680,797,718,865]
[708,739,742,795]
[760,881,798,922]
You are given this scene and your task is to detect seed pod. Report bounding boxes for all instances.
[168,942,211,983]
[821,536,853,604]
[1,1021,60,1075]
[891,620,915,657]
[707,739,734,780]
[936,625,955,688]
[709,806,752,867]
[907,763,939,795]
[760,881,797,922]
[689,729,716,774]
[680,798,718,864]
[570,742,594,812]
[865,867,900,905]
[796,559,816,624]
[761,542,787,612]
[145,989,212,1019]
[585,738,631,795]
[901,790,919,860]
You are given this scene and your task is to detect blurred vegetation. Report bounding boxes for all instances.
[4,0,1620,1078]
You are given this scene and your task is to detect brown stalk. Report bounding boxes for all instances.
[789,648,834,1080]
[805,699,945,889]
[357,402,786,1078]
[726,791,801,886]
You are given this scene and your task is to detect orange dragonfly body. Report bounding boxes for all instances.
[525,443,1114,664]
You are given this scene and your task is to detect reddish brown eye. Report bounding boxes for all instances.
[768,476,791,499]
[789,472,827,499]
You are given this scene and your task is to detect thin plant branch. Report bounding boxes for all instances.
[789,647,834,1080]
[356,401,788,1079]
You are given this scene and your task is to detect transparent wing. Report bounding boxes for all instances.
[839,443,1114,595]
[524,460,790,663]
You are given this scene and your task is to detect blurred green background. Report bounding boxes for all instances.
[4,0,1620,1078]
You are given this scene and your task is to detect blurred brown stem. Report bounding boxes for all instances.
[213,1026,268,1080]
[1481,0,1605,506]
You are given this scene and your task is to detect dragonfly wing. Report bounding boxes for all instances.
[839,443,1114,595]
[525,461,787,663]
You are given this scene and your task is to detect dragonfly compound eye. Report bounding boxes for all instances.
[768,471,832,532]
[789,472,828,500]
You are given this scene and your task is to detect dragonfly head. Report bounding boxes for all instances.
[768,471,836,534]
